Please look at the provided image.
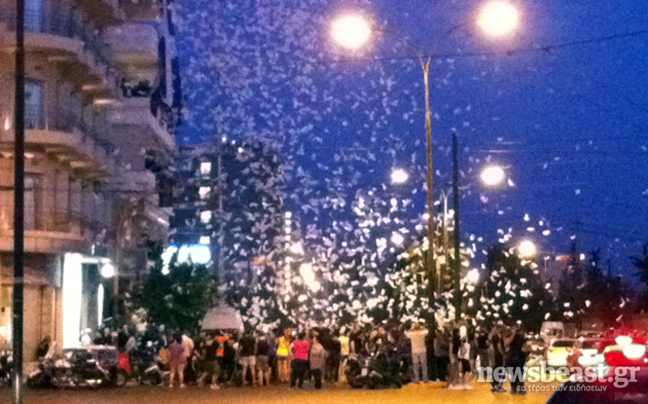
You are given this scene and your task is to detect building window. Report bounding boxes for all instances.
[25,175,42,230]
[25,0,44,32]
[25,81,45,129]
[198,186,211,200]
[199,236,210,245]
[200,210,212,224]
[200,162,212,176]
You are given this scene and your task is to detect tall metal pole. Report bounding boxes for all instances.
[423,59,436,321]
[13,0,26,401]
[441,191,449,293]
[214,146,224,289]
[452,133,461,320]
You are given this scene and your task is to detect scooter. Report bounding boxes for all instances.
[349,349,408,389]
[0,352,12,388]
[32,345,110,389]
[345,353,365,389]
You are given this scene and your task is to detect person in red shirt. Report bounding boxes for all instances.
[290,332,310,389]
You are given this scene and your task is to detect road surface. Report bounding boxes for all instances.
[0,381,554,404]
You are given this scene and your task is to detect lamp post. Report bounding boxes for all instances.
[332,2,519,323]
[13,0,25,402]
[518,240,538,258]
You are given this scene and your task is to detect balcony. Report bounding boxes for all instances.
[77,0,124,25]
[103,24,158,82]
[120,0,163,22]
[106,96,174,152]
[0,209,94,254]
[0,108,115,178]
[0,9,120,96]
[110,169,156,193]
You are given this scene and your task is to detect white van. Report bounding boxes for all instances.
[541,321,565,343]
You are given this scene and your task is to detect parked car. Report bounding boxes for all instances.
[547,367,648,404]
[546,339,577,369]
[526,334,547,368]
[541,322,565,344]
[567,338,604,371]
[599,334,648,368]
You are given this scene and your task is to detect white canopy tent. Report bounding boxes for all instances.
[201,305,244,332]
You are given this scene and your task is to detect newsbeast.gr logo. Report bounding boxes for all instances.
[478,364,640,389]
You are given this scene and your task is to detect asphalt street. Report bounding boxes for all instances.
[0,381,554,404]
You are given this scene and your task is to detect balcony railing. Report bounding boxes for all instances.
[0,8,120,91]
[54,108,115,147]
[25,103,45,130]
[0,206,108,235]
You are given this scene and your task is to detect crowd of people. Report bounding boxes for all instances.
[57,320,531,394]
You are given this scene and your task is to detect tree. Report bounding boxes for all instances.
[632,243,648,290]
[129,241,218,333]
[481,243,552,332]
[578,249,627,328]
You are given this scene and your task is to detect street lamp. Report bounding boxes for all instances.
[477,2,520,37]
[481,165,506,187]
[331,15,372,50]
[443,155,507,315]
[391,168,409,184]
[332,2,519,322]
[518,240,538,258]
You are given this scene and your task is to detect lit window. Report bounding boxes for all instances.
[199,236,210,245]
[199,186,211,199]
[200,210,212,223]
[200,162,212,176]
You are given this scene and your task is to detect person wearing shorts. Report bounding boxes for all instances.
[458,337,473,390]
[168,334,186,388]
[256,333,271,386]
[197,334,220,390]
[276,329,291,383]
[239,330,257,386]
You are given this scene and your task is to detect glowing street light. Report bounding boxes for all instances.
[391,168,409,184]
[481,165,506,187]
[332,2,519,323]
[477,2,520,37]
[331,15,372,50]
[518,240,537,258]
[100,263,115,278]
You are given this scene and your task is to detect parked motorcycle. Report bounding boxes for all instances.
[346,349,408,389]
[0,352,12,388]
[130,345,168,386]
[27,346,111,389]
[345,353,365,389]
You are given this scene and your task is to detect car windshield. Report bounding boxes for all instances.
[581,340,601,349]
[552,340,575,348]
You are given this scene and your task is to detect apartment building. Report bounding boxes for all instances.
[170,141,285,300]
[0,0,180,365]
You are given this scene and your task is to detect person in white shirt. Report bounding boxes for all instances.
[458,337,473,389]
[182,333,195,383]
[405,323,429,383]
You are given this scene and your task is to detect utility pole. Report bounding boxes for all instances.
[441,192,449,293]
[215,146,224,290]
[13,0,25,402]
[423,59,437,320]
[452,133,462,320]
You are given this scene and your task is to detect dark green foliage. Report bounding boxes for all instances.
[129,241,218,333]
[482,243,553,332]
